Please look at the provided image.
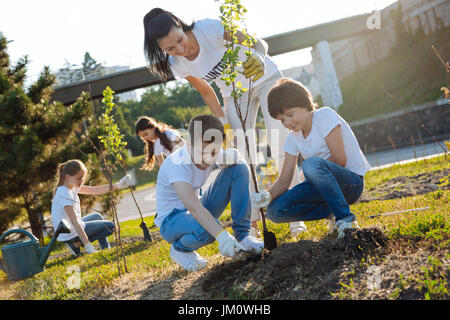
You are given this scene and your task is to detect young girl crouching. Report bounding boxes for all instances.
[51,159,131,256]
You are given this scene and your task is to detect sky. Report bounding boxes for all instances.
[0,0,397,84]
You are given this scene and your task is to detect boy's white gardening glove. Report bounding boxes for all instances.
[216,148,241,169]
[84,242,98,254]
[243,52,265,82]
[216,230,244,257]
[250,190,272,209]
[116,174,132,189]
[219,116,234,148]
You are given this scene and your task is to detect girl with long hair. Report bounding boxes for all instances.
[135,116,184,170]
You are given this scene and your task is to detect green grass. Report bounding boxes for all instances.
[363,155,450,191]
[389,255,449,300]
[0,155,448,300]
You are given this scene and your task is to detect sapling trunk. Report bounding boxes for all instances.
[218,0,277,249]
[233,89,277,250]
[82,85,128,275]
[105,167,128,274]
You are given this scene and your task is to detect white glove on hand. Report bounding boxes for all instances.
[216,230,244,257]
[250,190,272,209]
[216,148,240,169]
[84,242,98,254]
[116,174,132,189]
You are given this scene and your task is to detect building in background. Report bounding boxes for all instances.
[55,64,137,102]
[330,0,450,81]
[281,64,322,98]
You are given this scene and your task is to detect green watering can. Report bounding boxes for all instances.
[0,219,71,280]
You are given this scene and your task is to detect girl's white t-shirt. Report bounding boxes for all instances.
[154,144,214,227]
[283,107,371,176]
[51,185,86,242]
[169,18,279,97]
[153,129,181,157]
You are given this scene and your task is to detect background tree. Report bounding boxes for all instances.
[56,52,105,85]
[389,2,412,47]
[0,33,103,242]
[81,51,105,80]
[56,59,84,85]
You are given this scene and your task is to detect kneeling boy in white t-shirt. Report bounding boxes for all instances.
[251,78,371,239]
[155,115,263,271]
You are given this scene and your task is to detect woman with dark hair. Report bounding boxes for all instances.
[135,116,184,171]
[142,7,306,237]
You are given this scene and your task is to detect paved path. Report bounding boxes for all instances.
[107,139,448,222]
[366,139,448,169]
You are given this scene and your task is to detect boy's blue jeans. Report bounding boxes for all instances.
[66,213,115,249]
[159,163,251,253]
[266,157,364,224]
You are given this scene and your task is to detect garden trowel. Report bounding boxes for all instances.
[259,207,277,250]
[129,186,152,242]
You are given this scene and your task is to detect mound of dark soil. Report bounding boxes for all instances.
[199,227,388,299]
[359,169,449,202]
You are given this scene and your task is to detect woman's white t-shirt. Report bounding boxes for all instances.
[169,18,279,97]
[283,107,371,176]
[51,186,86,242]
[153,129,181,157]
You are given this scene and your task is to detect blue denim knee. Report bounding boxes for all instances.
[302,157,326,179]
[266,200,287,223]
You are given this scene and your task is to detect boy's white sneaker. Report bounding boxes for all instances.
[289,221,307,237]
[239,235,264,253]
[336,219,360,239]
[170,245,207,271]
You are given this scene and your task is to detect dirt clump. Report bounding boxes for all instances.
[198,227,388,299]
[359,169,449,202]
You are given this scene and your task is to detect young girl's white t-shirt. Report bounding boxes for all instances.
[153,129,181,157]
[51,185,86,241]
[283,107,371,176]
[169,18,279,97]
[154,144,214,227]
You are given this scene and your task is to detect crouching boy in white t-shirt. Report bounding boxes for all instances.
[155,114,263,271]
[251,78,371,239]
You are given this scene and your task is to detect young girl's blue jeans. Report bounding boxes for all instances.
[65,213,114,249]
[266,157,364,224]
[159,163,251,253]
